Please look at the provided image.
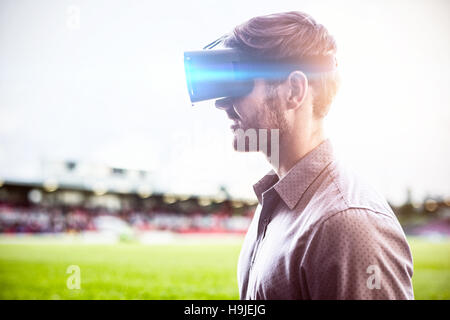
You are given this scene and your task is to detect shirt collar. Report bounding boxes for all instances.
[253,169,279,205]
[253,139,335,210]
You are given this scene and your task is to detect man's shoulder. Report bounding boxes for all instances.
[309,159,396,221]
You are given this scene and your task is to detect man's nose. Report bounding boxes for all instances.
[215,97,233,110]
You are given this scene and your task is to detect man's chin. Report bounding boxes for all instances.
[232,135,259,152]
[230,127,281,154]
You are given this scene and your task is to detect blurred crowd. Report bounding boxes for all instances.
[0,202,253,234]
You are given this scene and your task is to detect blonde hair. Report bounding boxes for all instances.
[223,11,341,118]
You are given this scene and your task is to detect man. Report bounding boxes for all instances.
[215,11,414,299]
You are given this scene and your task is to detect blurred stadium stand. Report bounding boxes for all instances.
[0,160,256,234]
[0,160,448,237]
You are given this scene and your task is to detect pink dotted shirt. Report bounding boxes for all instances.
[237,139,414,299]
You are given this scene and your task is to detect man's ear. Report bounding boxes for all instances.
[286,71,308,110]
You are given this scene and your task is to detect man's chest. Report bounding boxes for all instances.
[238,207,312,299]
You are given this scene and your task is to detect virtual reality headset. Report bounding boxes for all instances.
[184,36,337,105]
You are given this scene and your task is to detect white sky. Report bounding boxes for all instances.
[0,0,449,205]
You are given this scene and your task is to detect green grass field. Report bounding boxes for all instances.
[0,237,449,299]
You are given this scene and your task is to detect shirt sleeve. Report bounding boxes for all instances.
[301,208,414,300]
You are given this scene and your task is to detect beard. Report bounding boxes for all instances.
[232,84,288,153]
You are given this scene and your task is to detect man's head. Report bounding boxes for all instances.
[215,11,340,152]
